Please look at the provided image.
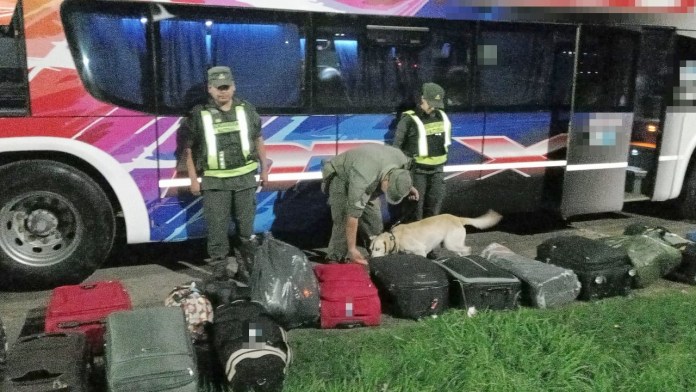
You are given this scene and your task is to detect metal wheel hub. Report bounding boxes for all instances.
[0,191,82,267]
[25,209,59,237]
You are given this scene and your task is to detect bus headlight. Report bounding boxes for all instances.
[628,269,637,277]
[594,276,606,284]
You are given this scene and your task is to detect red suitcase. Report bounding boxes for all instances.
[314,263,381,329]
[45,280,132,354]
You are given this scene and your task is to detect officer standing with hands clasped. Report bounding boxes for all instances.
[393,82,451,223]
[183,66,268,283]
[321,144,419,265]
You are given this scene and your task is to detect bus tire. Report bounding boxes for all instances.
[0,160,115,289]
[678,165,696,220]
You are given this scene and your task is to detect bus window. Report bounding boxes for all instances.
[0,1,27,115]
[62,3,151,112]
[158,16,305,113]
[574,27,638,112]
[315,16,474,113]
[478,24,574,109]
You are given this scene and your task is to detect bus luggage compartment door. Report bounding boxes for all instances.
[560,112,633,217]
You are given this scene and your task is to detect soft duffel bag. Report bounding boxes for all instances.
[213,299,291,392]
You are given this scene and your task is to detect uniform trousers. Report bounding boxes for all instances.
[326,177,383,261]
[402,169,445,223]
[202,186,256,262]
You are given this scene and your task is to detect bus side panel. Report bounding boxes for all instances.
[652,110,686,201]
[152,114,339,242]
[561,112,633,217]
[474,111,567,215]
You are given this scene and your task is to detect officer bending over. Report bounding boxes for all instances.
[322,144,419,265]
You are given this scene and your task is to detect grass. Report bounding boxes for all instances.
[202,286,696,392]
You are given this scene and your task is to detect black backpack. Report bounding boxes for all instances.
[213,300,292,392]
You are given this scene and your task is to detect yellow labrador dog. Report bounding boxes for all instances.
[369,210,502,257]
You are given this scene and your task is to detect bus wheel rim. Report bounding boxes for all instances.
[0,191,83,267]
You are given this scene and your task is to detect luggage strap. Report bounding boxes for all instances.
[386,231,397,254]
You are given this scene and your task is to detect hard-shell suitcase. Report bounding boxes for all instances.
[536,235,633,301]
[46,280,132,355]
[369,254,449,319]
[2,332,90,392]
[105,307,198,392]
[213,300,291,392]
[599,235,682,288]
[481,243,581,308]
[314,263,381,328]
[435,255,522,311]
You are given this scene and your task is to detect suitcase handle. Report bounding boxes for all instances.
[80,283,97,290]
[57,319,104,329]
[336,321,366,329]
[480,287,512,297]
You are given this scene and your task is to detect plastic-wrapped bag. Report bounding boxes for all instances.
[599,234,682,288]
[249,234,320,329]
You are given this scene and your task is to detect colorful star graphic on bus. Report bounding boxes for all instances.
[452,134,567,178]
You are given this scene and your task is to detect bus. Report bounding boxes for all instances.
[1,0,696,289]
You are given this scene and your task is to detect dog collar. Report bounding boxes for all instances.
[387,231,397,254]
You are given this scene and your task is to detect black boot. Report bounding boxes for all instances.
[210,257,230,281]
[234,236,257,284]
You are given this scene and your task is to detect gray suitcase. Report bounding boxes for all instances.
[105,307,198,392]
[481,243,581,308]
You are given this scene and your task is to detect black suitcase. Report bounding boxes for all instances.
[0,315,6,375]
[369,254,449,319]
[536,235,633,301]
[213,300,291,392]
[3,332,91,392]
[436,255,522,311]
[666,243,696,285]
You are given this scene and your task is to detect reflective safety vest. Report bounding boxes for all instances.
[200,105,258,178]
[404,110,452,166]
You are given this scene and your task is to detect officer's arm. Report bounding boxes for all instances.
[345,216,364,262]
[248,106,268,184]
[183,112,201,195]
[185,148,200,196]
[255,136,269,184]
[392,116,409,149]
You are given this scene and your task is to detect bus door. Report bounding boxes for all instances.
[625,27,675,201]
[477,23,576,214]
[560,26,638,217]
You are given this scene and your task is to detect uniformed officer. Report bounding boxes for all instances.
[393,82,451,222]
[183,66,268,282]
[321,144,419,265]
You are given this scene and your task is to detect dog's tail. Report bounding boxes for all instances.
[459,209,502,230]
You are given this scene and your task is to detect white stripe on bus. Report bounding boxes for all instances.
[565,162,628,171]
[658,155,680,161]
[158,160,632,188]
